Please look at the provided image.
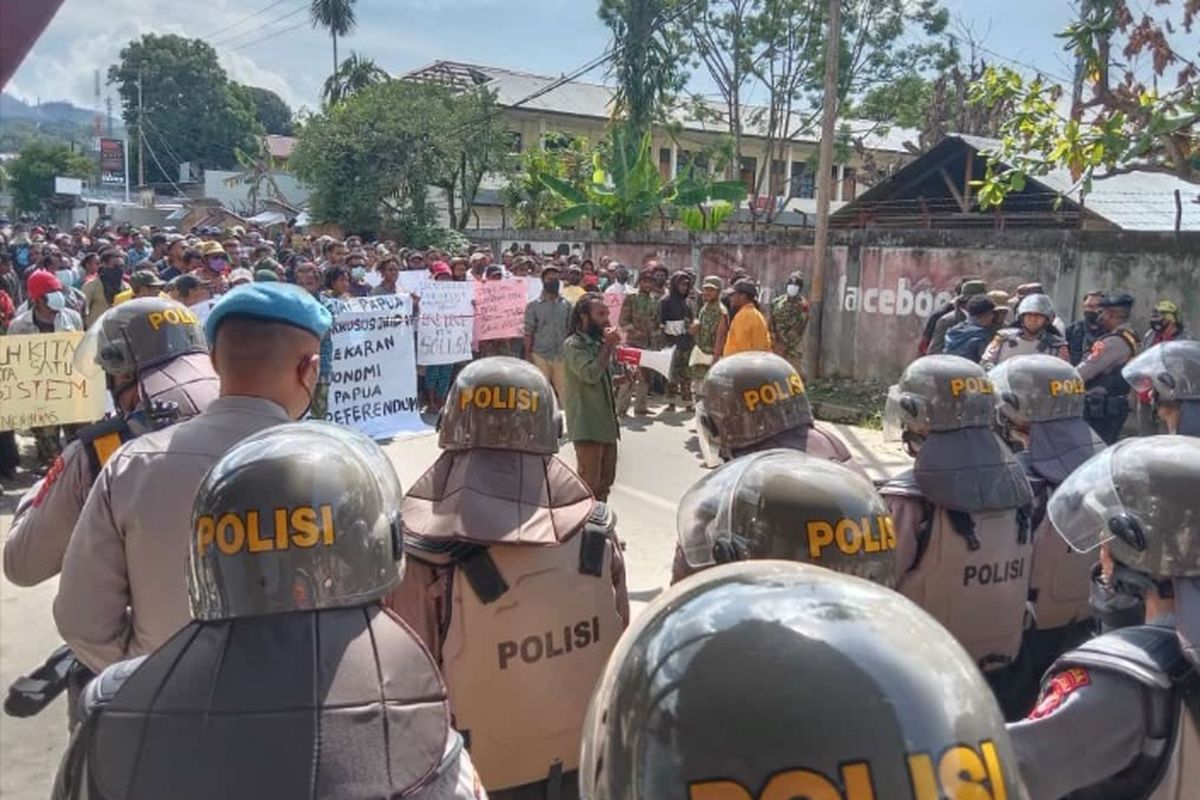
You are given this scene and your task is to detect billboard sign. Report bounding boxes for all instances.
[99,137,125,187]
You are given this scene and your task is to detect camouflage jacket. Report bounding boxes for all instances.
[620,291,662,348]
[769,295,810,358]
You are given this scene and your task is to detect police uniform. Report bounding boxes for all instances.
[990,355,1105,711]
[981,294,1069,370]
[880,356,1034,703]
[671,449,896,585]
[53,285,332,672]
[1008,436,1200,799]
[580,561,1025,800]
[53,423,485,800]
[1078,293,1139,444]
[5,298,219,588]
[391,357,628,799]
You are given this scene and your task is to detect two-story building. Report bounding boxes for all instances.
[402,60,919,228]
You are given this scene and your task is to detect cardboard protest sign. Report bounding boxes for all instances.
[0,332,105,431]
[603,292,626,337]
[324,295,426,439]
[474,279,528,341]
[416,281,474,366]
[525,277,544,302]
[398,270,431,296]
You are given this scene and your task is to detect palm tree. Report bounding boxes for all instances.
[321,53,389,106]
[310,0,359,78]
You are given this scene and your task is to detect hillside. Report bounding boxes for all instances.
[0,92,124,153]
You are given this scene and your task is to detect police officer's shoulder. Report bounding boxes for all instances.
[877,468,922,498]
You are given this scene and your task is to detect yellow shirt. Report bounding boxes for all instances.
[724,304,772,356]
[562,284,586,305]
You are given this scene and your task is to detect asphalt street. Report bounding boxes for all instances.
[0,409,907,798]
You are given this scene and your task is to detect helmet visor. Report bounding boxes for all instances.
[676,455,755,568]
[882,385,906,442]
[71,322,103,378]
[1123,341,1200,401]
[1048,447,1122,553]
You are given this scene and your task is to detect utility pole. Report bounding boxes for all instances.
[805,0,841,381]
[137,68,145,188]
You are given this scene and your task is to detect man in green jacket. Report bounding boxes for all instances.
[563,292,622,501]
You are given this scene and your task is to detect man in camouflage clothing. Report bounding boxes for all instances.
[769,271,810,377]
[617,268,662,416]
[690,276,729,398]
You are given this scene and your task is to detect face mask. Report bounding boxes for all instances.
[786,284,801,298]
[1083,311,1100,324]
[543,279,560,294]
[1150,319,1167,332]
[210,258,228,272]
[351,267,366,281]
[297,357,319,420]
[45,291,66,311]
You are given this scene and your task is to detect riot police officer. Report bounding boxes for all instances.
[392,356,627,800]
[880,355,1034,712]
[580,560,1025,799]
[53,422,484,800]
[1078,292,1140,443]
[1008,436,1200,799]
[670,449,895,584]
[696,351,867,476]
[1123,340,1200,436]
[4,298,218,587]
[990,355,1105,706]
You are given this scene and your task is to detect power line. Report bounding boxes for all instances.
[228,16,313,52]
[212,4,308,48]
[140,128,186,197]
[203,0,294,41]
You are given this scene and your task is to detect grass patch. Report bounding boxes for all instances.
[807,378,890,429]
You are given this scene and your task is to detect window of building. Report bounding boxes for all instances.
[770,159,787,196]
[739,156,758,193]
[508,131,523,154]
[791,162,814,199]
[677,149,709,177]
[659,147,673,181]
[542,131,576,151]
[841,166,858,201]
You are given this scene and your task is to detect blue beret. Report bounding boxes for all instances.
[204,283,333,342]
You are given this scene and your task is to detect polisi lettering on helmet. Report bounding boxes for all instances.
[1048,377,1085,396]
[742,372,805,412]
[806,515,897,559]
[496,616,601,670]
[458,384,541,413]
[146,306,201,331]
[964,557,1027,587]
[687,739,1010,800]
[195,505,336,556]
[949,376,994,397]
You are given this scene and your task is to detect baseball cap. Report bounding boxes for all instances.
[129,270,165,290]
[702,276,724,291]
[1154,300,1180,320]
[731,279,759,299]
[204,283,333,342]
[228,268,254,286]
[582,274,600,289]
[430,261,452,278]
[958,279,988,299]
[254,269,280,282]
[966,295,996,315]
[1100,293,1135,309]
[26,270,63,301]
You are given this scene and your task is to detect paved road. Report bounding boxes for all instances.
[0,411,906,798]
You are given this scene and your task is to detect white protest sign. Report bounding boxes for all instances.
[417,281,474,366]
[398,270,431,296]
[324,294,426,439]
[526,277,543,302]
[0,332,106,431]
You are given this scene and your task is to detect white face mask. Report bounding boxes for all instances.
[45,291,66,311]
[786,284,801,298]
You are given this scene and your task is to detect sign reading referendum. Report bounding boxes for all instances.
[0,332,105,431]
[324,294,425,439]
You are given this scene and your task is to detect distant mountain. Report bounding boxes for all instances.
[1,93,99,126]
[0,93,125,153]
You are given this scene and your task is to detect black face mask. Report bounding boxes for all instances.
[1150,319,1167,332]
[543,279,560,294]
[1083,310,1100,324]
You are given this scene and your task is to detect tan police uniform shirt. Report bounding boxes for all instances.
[54,397,292,672]
[4,439,94,587]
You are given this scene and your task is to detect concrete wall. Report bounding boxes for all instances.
[470,228,1200,382]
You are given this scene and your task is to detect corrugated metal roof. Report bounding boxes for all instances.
[955,134,1200,231]
[403,61,918,154]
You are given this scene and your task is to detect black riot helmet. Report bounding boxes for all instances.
[189,421,405,621]
[1123,341,1200,436]
[698,352,813,452]
[676,449,896,587]
[884,354,995,437]
[439,356,562,454]
[74,297,207,377]
[1050,436,1200,581]
[580,561,1022,800]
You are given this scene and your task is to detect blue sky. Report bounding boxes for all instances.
[0,0,1146,113]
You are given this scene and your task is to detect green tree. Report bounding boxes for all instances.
[108,34,260,183]
[599,0,689,141]
[291,79,507,235]
[239,85,294,135]
[310,0,359,80]
[681,0,951,222]
[321,53,389,106]
[970,1,1199,205]
[541,123,746,232]
[500,134,595,228]
[8,140,94,213]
